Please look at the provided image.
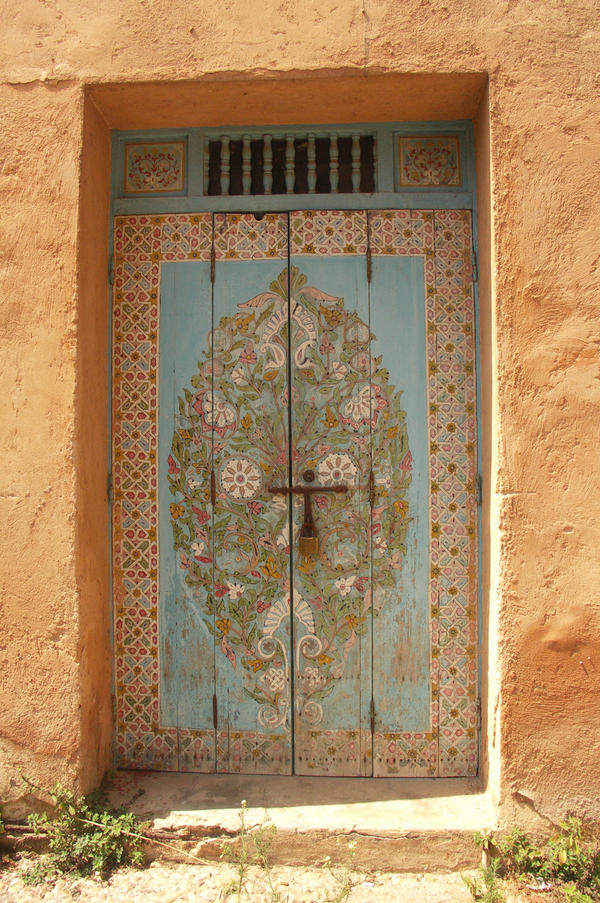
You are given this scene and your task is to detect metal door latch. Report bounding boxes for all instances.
[268,469,347,557]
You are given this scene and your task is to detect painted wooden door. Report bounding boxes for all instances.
[112,209,479,777]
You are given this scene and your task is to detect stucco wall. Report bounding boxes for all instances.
[0,82,85,813]
[1,0,599,823]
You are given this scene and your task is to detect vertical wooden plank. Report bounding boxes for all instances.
[289,210,372,776]
[432,210,479,778]
[212,213,292,774]
[367,210,434,777]
[112,212,214,772]
[159,258,217,772]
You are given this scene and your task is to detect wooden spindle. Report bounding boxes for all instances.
[220,135,230,196]
[330,133,339,193]
[351,134,361,193]
[263,134,272,195]
[285,134,294,193]
[204,138,210,195]
[307,133,316,193]
[242,134,251,195]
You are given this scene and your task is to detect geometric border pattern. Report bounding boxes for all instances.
[111,209,478,776]
[369,210,477,776]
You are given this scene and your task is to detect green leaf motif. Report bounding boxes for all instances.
[168,267,412,716]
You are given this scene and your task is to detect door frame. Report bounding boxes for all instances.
[109,120,482,778]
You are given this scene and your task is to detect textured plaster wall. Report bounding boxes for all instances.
[0,83,85,813]
[1,0,599,823]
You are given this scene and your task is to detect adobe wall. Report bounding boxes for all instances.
[1,0,599,824]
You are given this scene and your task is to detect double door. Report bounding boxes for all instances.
[112,209,479,777]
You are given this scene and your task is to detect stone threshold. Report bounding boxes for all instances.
[106,770,497,871]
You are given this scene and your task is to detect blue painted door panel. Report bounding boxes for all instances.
[152,210,478,776]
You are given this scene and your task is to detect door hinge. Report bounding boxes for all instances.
[476,472,482,506]
[366,246,372,283]
[107,471,113,504]
[369,698,376,734]
[476,697,482,731]
[210,243,216,284]
[108,254,115,286]
[369,469,375,508]
[471,247,478,284]
[212,693,218,730]
[210,468,216,506]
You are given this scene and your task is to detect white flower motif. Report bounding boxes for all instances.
[261,668,287,692]
[342,384,376,427]
[220,456,262,499]
[374,535,388,552]
[276,522,299,547]
[335,575,356,597]
[227,581,244,600]
[331,361,347,380]
[276,525,289,548]
[271,494,288,511]
[231,365,246,386]
[318,453,357,486]
[191,541,205,557]
[202,396,236,430]
[188,478,201,491]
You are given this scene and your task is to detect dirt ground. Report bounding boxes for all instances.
[1,853,587,901]
[0,857,481,902]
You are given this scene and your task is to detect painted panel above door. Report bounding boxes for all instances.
[111,121,477,216]
[112,208,479,777]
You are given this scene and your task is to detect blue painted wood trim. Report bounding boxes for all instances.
[110,121,477,211]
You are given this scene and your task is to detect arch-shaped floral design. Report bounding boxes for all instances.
[167,266,412,727]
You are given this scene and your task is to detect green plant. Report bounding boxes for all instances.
[220,800,287,902]
[23,783,144,885]
[472,819,600,903]
[321,839,357,903]
[546,818,600,886]
[221,799,252,901]
[564,885,596,903]
[462,859,506,903]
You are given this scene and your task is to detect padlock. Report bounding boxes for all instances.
[298,533,319,555]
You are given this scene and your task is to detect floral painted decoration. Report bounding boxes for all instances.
[124,142,185,193]
[167,265,412,730]
[399,136,460,187]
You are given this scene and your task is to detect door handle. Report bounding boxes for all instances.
[267,483,348,556]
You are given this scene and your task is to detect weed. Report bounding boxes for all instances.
[470,818,600,903]
[220,799,288,902]
[462,859,506,903]
[22,782,144,885]
[564,885,596,903]
[321,839,357,903]
[221,799,252,901]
